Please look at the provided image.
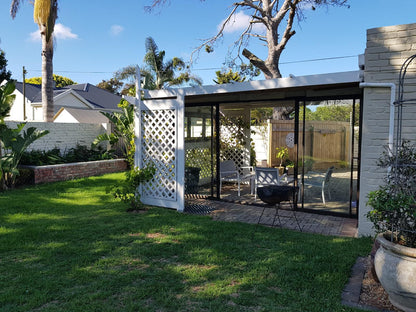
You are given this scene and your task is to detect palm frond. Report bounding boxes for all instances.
[115,65,139,81]
[10,0,23,19]
[33,0,51,25]
[145,37,159,56]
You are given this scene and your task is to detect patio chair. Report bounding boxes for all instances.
[303,166,334,206]
[254,167,286,200]
[220,160,253,197]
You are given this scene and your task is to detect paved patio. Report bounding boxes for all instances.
[185,197,358,237]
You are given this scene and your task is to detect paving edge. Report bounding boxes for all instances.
[341,256,395,312]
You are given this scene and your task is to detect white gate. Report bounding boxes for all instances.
[131,92,185,211]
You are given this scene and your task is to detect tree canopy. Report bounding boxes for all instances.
[214,69,245,84]
[96,78,124,95]
[25,74,77,88]
[213,63,260,84]
[0,49,12,84]
[116,36,202,91]
[298,102,359,125]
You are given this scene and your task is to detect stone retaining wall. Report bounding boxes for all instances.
[20,159,127,184]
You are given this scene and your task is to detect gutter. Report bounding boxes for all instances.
[359,82,396,155]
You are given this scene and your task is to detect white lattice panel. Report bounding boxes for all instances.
[141,109,177,200]
[133,92,185,211]
[220,148,249,174]
[220,112,251,173]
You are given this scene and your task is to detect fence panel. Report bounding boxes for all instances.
[268,120,351,168]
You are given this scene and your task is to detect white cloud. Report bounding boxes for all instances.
[54,24,78,39]
[29,23,78,41]
[219,11,265,34]
[29,30,41,42]
[110,24,124,36]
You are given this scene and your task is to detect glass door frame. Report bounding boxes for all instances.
[184,103,219,198]
[295,95,362,218]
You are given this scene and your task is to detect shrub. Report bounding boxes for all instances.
[108,165,156,211]
[20,148,62,166]
[366,141,416,248]
[20,145,115,166]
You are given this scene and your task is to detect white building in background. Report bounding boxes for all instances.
[7,82,121,123]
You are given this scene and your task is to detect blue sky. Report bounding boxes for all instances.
[0,0,415,87]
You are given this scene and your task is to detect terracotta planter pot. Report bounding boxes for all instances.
[374,234,416,312]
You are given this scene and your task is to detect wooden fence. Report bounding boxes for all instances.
[268,120,352,169]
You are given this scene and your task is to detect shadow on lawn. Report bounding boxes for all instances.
[0,173,372,311]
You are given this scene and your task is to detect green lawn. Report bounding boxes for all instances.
[0,173,372,312]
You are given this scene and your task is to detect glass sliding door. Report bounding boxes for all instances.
[298,99,360,217]
[184,105,217,197]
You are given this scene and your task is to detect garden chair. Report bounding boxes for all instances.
[303,166,334,206]
[220,160,253,197]
[254,167,286,200]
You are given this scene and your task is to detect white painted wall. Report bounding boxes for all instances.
[33,106,43,121]
[3,121,109,152]
[6,91,34,121]
[252,125,269,166]
[359,23,416,236]
[7,90,92,122]
[54,109,79,123]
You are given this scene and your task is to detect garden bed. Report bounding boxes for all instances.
[19,158,127,184]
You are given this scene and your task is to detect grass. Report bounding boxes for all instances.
[0,172,372,311]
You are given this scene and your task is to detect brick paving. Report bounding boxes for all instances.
[185,198,358,237]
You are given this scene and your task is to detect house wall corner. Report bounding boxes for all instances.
[359,22,416,236]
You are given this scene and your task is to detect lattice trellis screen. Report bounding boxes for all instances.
[141,109,177,200]
[135,94,185,211]
[220,111,251,174]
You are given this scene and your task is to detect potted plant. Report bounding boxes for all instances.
[275,146,288,175]
[284,159,295,175]
[366,141,416,312]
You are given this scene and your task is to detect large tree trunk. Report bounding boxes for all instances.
[41,25,54,122]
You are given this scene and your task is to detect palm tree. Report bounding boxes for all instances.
[11,0,58,122]
[117,37,202,91]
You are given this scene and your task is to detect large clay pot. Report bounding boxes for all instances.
[374,234,416,312]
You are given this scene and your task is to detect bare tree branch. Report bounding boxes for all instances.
[155,0,350,80]
[242,48,273,78]
[190,4,240,64]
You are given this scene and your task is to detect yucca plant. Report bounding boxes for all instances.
[0,123,49,190]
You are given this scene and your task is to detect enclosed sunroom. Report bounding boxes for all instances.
[131,70,363,219]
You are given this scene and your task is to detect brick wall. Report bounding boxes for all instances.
[3,121,110,152]
[21,159,127,184]
[359,23,416,236]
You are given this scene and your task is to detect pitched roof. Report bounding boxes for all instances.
[15,82,121,111]
[63,83,122,110]
[14,82,41,101]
